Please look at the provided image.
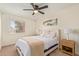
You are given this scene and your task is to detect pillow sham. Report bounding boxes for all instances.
[40,31,56,39]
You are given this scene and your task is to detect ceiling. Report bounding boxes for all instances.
[0,3,78,19]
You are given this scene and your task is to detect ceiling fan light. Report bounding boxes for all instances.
[34,10,38,13]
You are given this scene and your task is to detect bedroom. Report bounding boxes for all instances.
[0,3,79,56]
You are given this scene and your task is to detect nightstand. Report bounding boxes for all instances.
[59,39,75,56]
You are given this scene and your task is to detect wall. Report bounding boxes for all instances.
[54,5,79,55]
[1,13,36,46]
[0,12,1,50]
[36,5,79,55]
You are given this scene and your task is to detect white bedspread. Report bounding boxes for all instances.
[16,39,31,56]
[29,36,58,50]
[16,36,58,56]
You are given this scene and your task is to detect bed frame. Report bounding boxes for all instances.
[44,44,58,56]
[16,44,58,56]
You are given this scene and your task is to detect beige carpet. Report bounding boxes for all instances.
[0,44,70,56]
[0,44,18,56]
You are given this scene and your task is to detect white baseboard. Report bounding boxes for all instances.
[2,42,15,48]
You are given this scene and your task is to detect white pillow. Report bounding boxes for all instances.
[51,32,56,38]
[40,32,56,39]
[46,32,56,39]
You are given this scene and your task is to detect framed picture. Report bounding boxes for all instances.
[9,20,25,33]
[43,18,58,26]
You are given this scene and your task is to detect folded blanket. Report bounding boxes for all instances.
[23,38,44,56]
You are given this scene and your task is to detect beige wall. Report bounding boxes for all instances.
[0,12,1,50]
[36,5,79,55]
[54,5,79,55]
[1,13,36,46]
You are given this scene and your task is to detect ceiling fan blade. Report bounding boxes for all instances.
[38,11,45,14]
[39,5,48,10]
[32,12,35,15]
[31,3,35,9]
[23,9,33,11]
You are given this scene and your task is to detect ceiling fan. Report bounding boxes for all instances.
[23,3,48,15]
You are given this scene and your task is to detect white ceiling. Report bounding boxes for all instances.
[0,3,78,19]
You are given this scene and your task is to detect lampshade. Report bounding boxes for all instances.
[64,29,72,40]
[64,29,71,34]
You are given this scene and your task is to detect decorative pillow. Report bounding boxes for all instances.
[45,32,56,39]
[40,31,56,39]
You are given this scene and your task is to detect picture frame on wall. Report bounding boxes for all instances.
[43,18,58,26]
[9,20,25,33]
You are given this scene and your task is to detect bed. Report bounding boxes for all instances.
[16,30,59,56]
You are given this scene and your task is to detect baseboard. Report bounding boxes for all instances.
[2,43,15,48]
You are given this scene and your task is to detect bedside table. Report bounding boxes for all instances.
[59,39,75,56]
